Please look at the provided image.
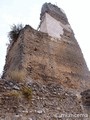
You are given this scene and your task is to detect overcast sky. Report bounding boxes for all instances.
[0,0,90,76]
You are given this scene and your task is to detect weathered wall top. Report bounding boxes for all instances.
[40,2,69,24]
[39,2,71,38]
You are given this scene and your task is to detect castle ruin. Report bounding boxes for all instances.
[0,3,90,120]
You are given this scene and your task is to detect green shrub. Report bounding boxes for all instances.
[8,24,23,42]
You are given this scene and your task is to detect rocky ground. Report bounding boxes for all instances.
[0,78,90,120]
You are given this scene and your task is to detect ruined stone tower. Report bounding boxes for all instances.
[39,2,71,38]
[1,3,90,120]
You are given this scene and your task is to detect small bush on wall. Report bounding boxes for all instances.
[8,24,23,42]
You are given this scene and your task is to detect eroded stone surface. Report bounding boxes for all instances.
[0,79,87,120]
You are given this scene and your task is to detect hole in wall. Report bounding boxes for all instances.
[34,47,38,51]
[81,89,90,107]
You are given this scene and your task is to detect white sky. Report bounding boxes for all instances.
[0,0,90,76]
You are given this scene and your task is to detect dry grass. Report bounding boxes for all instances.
[6,90,20,97]
[21,86,32,100]
[8,70,26,83]
[7,70,32,100]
